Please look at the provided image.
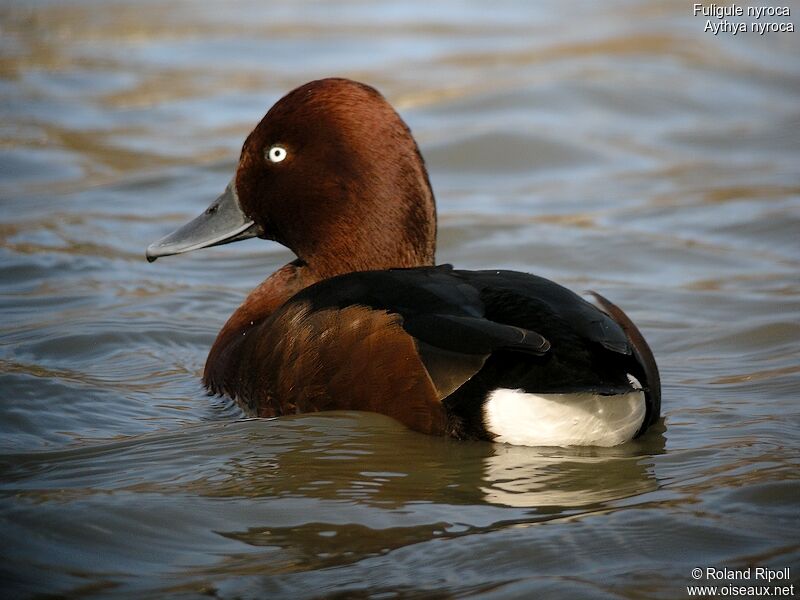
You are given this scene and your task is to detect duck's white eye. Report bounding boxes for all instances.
[267,145,287,163]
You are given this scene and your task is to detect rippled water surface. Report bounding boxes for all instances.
[2,1,799,598]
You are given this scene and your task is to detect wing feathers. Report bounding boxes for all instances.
[403,313,550,357]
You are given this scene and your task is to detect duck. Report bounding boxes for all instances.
[146,78,660,447]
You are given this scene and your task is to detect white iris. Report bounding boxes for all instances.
[267,145,287,163]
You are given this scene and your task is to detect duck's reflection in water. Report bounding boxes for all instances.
[182,414,666,580]
[170,415,666,592]
[175,411,665,511]
[480,431,664,508]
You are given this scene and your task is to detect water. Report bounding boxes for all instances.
[1,1,799,598]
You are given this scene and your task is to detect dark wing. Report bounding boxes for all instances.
[403,313,549,356]
[403,312,550,399]
[454,269,632,356]
[292,265,550,399]
[447,269,660,398]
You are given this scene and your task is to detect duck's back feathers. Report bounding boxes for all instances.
[296,265,550,358]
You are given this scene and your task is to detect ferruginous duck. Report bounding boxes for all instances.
[146,78,660,447]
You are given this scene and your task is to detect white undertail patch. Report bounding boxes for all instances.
[483,388,646,447]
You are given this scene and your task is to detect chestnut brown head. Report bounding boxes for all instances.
[146,78,436,278]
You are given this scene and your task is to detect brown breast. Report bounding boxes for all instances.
[211,301,447,436]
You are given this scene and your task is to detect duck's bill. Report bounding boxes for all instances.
[146,179,263,262]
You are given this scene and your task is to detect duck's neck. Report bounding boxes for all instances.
[203,259,319,388]
[230,259,319,330]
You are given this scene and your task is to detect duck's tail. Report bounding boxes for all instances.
[589,291,661,434]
